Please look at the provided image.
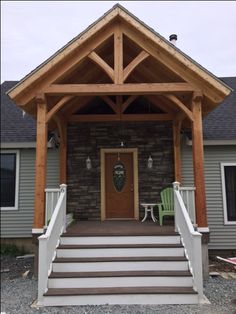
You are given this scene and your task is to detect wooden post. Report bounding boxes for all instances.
[173,119,182,183]
[191,92,207,227]
[60,122,67,184]
[114,23,123,84]
[33,94,48,230]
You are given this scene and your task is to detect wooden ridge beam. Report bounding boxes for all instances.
[45,83,196,96]
[164,94,193,121]
[88,51,114,82]
[123,51,149,81]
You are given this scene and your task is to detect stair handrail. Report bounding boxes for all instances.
[173,182,203,300]
[37,184,67,305]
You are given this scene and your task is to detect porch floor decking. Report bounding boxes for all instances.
[65,220,175,236]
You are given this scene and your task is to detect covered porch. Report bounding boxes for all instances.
[7,4,231,306]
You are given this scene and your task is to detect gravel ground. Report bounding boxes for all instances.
[1,256,236,314]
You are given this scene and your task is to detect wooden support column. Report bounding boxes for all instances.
[33,94,48,231]
[191,92,207,227]
[173,119,182,182]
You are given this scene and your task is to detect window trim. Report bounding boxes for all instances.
[221,162,236,225]
[0,150,20,211]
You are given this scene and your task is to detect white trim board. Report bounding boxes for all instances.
[220,162,236,225]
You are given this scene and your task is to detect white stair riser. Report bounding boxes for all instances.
[42,293,199,306]
[56,247,184,258]
[53,261,188,272]
[48,276,193,289]
[60,236,180,245]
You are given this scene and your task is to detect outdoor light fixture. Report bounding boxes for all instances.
[147,155,153,169]
[86,156,92,170]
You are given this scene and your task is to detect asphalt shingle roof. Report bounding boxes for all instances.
[1,81,36,142]
[1,78,236,143]
[203,77,236,140]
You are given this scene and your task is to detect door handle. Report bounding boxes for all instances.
[131,184,134,192]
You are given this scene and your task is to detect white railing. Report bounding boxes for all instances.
[38,184,67,305]
[45,188,60,226]
[173,182,203,301]
[179,186,196,225]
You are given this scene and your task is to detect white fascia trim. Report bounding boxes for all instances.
[32,228,44,234]
[1,142,53,148]
[187,139,236,146]
[197,227,210,233]
[0,150,20,211]
[220,162,236,225]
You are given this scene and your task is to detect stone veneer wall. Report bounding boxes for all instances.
[67,122,174,220]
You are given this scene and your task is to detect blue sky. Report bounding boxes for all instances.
[1,1,236,82]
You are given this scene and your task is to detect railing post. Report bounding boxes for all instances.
[193,232,203,300]
[60,184,67,233]
[173,181,180,232]
[38,236,48,305]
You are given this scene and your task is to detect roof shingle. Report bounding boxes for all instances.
[1,81,36,142]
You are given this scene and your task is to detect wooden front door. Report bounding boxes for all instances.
[105,152,134,219]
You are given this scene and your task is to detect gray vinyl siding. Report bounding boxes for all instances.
[181,144,236,250]
[1,148,59,238]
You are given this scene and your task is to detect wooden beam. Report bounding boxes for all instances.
[123,50,149,81]
[33,94,48,229]
[121,113,173,121]
[64,96,94,116]
[114,24,123,84]
[191,92,207,227]
[164,94,193,121]
[173,120,182,182]
[100,95,119,114]
[88,51,114,82]
[145,95,175,114]
[12,26,115,106]
[121,22,228,103]
[121,95,137,113]
[44,83,196,96]
[68,114,120,122]
[46,96,74,123]
[67,113,173,122]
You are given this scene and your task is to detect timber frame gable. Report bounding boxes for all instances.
[6,4,232,231]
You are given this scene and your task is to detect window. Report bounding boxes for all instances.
[221,163,236,224]
[0,151,19,210]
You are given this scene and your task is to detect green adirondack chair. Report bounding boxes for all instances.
[157,187,175,226]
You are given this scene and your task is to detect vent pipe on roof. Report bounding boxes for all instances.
[169,34,177,46]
